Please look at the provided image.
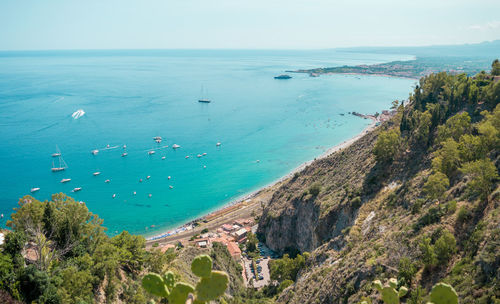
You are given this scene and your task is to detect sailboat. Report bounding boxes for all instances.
[51,148,68,172]
[198,86,211,103]
[52,145,62,157]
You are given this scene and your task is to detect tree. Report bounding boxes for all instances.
[437,112,471,143]
[432,138,460,177]
[458,134,487,162]
[423,172,450,201]
[434,230,457,264]
[419,237,437,269]
[491,59,500,76]
[460,159,499,201]
[373,128,401,162]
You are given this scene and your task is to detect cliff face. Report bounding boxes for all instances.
[258,128,379,254]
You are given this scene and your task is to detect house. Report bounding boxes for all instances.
[222,224,235,232]
[234,228,247,242]
[195,238,211,248]
[227,242,242,261]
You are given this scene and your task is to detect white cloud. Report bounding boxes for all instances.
[467,20,500,31]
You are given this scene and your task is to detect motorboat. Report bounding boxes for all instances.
[93,172,101,176]
[30,187,40,193]
[72,187,82,192]
[172,144,180,149]
[91,149,99,155]
[61,178,71,183]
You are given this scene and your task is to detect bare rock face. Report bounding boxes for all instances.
[259,194,359,254]
[257,128,378,254]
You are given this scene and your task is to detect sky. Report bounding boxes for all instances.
[0,0,499,50]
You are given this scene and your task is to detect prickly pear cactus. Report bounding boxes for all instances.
[168,282,195,304]
[142,273,170,298]
[195,270,230,302]
[142,254,229,304]
[163,270,176,290]
[372,278,407,304]
[191,254,213,278]
[429,283,458,304]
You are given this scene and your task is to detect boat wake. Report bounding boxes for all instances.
[71,109,85,119]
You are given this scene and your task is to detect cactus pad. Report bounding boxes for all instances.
[142,273,169,298]
[168,282,195,304]
[373,280,383,291]
[429,283,458,304]
[398,286,408,297]
[191,255,213,278]
[163,271,176,290]
[381,286,399,304]
[388,278,398,289]
[195,270,229,301]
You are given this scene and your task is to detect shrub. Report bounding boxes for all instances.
[419,236,437,268]
[460,159,499,201]
[308,182,322,197]
[373,129,401,162]
[397,257,417,286]
[434,230,457,264]
[423,172,450,201]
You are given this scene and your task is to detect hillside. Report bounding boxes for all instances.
[257,61,500,303]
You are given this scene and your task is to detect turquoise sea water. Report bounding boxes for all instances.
[0,50,415,236]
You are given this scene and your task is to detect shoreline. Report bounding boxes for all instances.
[146,116,378,243]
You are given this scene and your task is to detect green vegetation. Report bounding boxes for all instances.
[373,128,400,162]
[142,254,229,304]
[0,194,173,303]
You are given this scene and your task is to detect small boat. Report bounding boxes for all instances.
[203,165,207,169]
[0,214,3,219]
[112,194,116,198]
[147,175,151,179]
[51,147,68,172]
[52,145,62,157]
[198,86,211,103]
[91,149,99,155]
[172,144,181,149]
[123,144,127,149]
[185,155,190,159]
[121,152,128,157]
[105,179,110,183]
[202,152,207,156]
[197,154,202,158]
[168,176,171,180]
[216,142,221,146]
[71,109,85,119]
[30,187,40,193]
[161,156,166,160]
[169,185,173,189]
[139,179,143,182]
[61,178,71,183]
[148,194,152,198]
[256,160,260,163]
[93,172,101,176]
[133,191,137,195]
[72,187,82,192]
[274,74,292,79]
[106,144,110,148]
[153,136,162,143]
[148,150,155,155]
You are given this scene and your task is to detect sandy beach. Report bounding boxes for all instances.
[145,117,378,246]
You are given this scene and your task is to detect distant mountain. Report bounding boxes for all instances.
[336,40,500,58]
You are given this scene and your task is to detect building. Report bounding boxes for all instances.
[222,224,235,232]
[195,238,211,248]
[234,228,247,242]
[227,241,242,261]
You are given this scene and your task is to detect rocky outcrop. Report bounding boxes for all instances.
[258,129,379,254]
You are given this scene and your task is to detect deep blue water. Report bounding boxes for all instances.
[0,50,415,236]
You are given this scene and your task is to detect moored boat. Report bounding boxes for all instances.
[30,187,40,193]
[172,144,181,149]
[72,187,82,192]
[274,74,292,79]
[61,178,71,183]
[93,172,101,176]
[91,149,99,155]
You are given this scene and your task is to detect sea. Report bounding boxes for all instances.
[0,49,415,236]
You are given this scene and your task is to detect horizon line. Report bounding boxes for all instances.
[0,39,498,53]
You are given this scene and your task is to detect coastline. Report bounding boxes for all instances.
[145,116,378,244]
